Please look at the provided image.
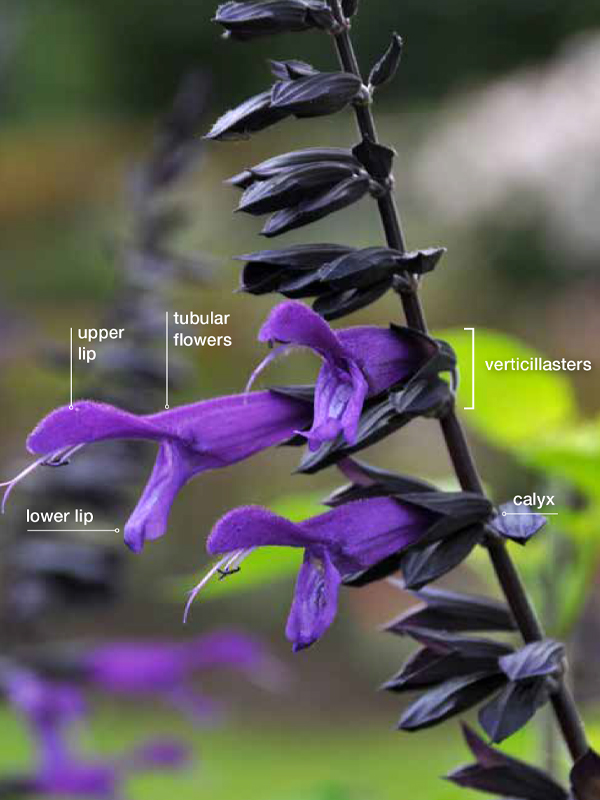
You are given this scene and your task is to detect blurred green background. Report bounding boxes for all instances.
[2,0,600,798]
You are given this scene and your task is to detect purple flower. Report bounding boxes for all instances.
[82,631,278,721]
[251,300,436,451]
[28,736,189,799]
[4,669,188,798]
[6,669,87,742]
[185,498,437,651]
[2,391,312,553]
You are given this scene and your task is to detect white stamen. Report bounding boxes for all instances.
[244,344,292,395]
[0,446,85,513]
[0,454,57,513]
[46,443,85,466]
[183,547,255,623]
[183,554,233,623]
[223,546,255,574]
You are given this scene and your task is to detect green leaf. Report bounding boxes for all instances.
[556,534,600,636]
[167,490,329,600]
[516,421,600,634]
[279,786,356,800]
[268,490,329,523]
[187,547,303,599]
[436,328,577,451]
[521,418,600,498]
[584,723,600,755]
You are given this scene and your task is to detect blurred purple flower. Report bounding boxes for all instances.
[6,668,86,741]
[251,300,435,450]
[29,735,189,798]
[186,498,437,651]
[2,391,312,553]
[83,631,282,721]
[4,669,188,798]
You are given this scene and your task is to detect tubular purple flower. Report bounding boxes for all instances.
[251,299,436,450]
[186,498,437,651]
[3,391,312,553]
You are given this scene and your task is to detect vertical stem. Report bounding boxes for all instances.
[543,705,560,779]
[541,516,560,778]
[330,20,588,763]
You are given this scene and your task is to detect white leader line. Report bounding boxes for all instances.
[27,528,121,533]
[464,327,475,410]
[165,312,170,409]
[69,328,74,409]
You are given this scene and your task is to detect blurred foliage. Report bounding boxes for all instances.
[437,328,576,448]
[0,706,531,800]
[524,421,600,500]
[522,420,600,635]
[441,327,600,637]
[0,703,571,800]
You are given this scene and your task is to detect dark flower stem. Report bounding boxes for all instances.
[330,12,588,763]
